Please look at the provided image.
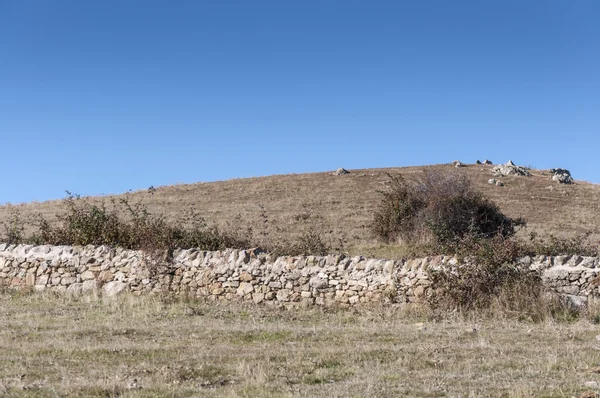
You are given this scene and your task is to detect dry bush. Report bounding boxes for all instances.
[425,235,587,319]
[426,235,537,312]
[0,206,26,244]
[22,192,250,253]
[1,192,341,257]
[251,202,340,256]
[372,169,524,246]
[526,230,600,257]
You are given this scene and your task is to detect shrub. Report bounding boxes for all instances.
[526,231,599,257]
[26,192,250,253]
[252,203,336,257]
[12,192,335,257]
[0,206,26,244]
[426,235,538,312]
[371,174,425,243]
[372,169,524,246]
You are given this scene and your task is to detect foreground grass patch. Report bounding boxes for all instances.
[1,292,600,397]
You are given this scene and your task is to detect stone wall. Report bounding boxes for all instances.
[0,243,599,306]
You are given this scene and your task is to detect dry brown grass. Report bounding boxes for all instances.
[1,164,599,258]
[2,291,600,397]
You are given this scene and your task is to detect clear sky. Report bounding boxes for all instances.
[1,1,598,204]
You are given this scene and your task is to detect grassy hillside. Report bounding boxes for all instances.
[1,163,599,256]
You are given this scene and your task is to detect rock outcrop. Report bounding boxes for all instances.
[550,168,573,184]
[491,160,531,177]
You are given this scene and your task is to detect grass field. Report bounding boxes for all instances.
[1,163,599,258]
[2,164,600,397]
[2,291,600,397]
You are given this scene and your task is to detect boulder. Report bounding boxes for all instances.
[452,160,464,168]
[483,160,493,165]
[491,160,531,177]
[550,168,573,184]
[66,283,83,296]
[334,168,350,175]
[103,281,128,297]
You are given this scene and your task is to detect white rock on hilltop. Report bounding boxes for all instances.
[491,160,531,177]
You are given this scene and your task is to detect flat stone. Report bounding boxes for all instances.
[252,292,265,304]
[237,282,253,296]
[81,270,96,280]
[309,276,328,289]
[61,277,77,285]
[239,271,253,281]
[103,281,128,297]
[67,283,83,295]
[25,273,35,286]
[35,274,49,286]
[82,280,99,292]
[276,289,291,302]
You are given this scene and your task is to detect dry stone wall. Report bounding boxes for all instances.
[0,243,599,306]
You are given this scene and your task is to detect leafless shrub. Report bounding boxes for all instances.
[372,169,524,246]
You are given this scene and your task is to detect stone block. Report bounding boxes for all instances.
[103,281,128,297]
[237,282,254,296]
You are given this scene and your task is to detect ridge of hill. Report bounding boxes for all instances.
[1,163,599,256]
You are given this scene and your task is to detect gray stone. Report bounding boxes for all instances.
[563,294,587,309]
[66,283,83,295]
[309,276,328,289]
[80,270,95,280]
[334,168,350,175]
[103,281,128,297]
[82,280,99,292]
[276,289,291,302]
[550,168,573,184]
[252,292,265,304]
[491,160,531,177]
[237,282,253,296]
[35,274,49,286]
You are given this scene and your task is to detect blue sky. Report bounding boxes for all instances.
[1,1,598,204]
